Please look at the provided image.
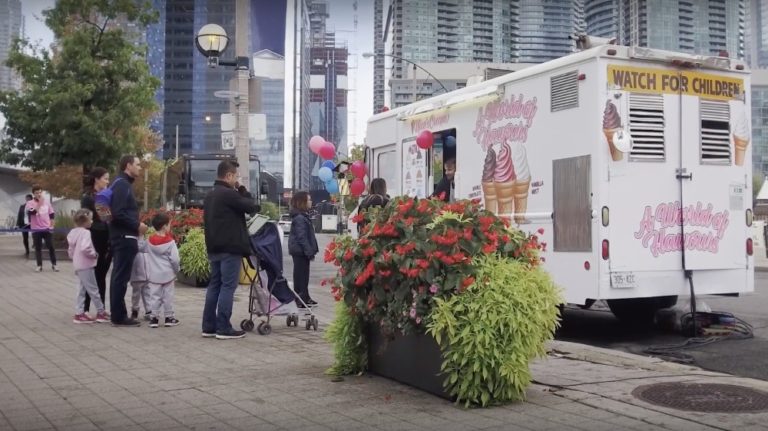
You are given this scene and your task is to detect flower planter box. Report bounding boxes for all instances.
[366,324,451,400]
[177,272,209,288]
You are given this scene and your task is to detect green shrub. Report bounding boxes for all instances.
[260,201,280,220]
[427,254,562,407]
[324,300,368,376]
[53,210,75,249]
[178,227,210,280]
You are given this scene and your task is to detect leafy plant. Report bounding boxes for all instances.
[427,255,562,407]
[324,300,368,376]
[52,210,75,249]
[178,227,210,280]
[323,196,559,406]
[325,196,543,337]
[260,201,280,220]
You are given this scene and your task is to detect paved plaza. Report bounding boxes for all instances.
[1,235,768,430]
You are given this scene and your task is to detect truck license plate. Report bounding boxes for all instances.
[611,272,637,289]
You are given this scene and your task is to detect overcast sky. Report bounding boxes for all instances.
[17,0,373,152]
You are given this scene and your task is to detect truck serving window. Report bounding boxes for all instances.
[628,93,665,162]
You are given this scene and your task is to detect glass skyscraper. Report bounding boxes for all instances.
[584,0,745,59]
[518,0,585,63]
[0,0,22,92]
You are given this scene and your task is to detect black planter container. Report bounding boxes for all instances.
[366,325,451,400]
[177,272,209,288]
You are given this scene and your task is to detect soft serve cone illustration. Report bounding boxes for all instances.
[511,142,531,224]
[733,109,750,166]
[603,100,623,161]
[494,142,516,216]
[481,147,497,213]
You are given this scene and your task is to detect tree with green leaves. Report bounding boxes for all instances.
[0,0,160,174]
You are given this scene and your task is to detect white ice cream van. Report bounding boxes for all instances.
[363,45,754,323]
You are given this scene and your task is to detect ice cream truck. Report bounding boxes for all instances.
[364,45,754,323]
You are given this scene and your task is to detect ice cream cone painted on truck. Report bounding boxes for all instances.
[733,109,750,166]
[494,142,516,216]
[511,142,531,224]
[481,147,497,212]
[602,100,623,161]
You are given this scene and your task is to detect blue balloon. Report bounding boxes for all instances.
[445,135,456,148]
[318,166,333,182]
[321,160,336,170]
[325,179,339,194]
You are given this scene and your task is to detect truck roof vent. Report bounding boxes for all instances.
[700,100,731,164]
[551,71,579,112]
[628,93,665,161]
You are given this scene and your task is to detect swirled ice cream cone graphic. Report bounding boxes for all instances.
[511,142,531,224]
[603,100,623,161]
[481,147,497,212]
[494,142,516,216]
[733,110,750,166]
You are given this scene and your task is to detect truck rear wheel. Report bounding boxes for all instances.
[607,296,678,326]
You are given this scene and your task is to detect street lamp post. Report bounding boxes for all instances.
[195,3,252,188]
[362,52,449,104]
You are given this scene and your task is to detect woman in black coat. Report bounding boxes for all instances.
[288,191,319,308]
[81,167,112,314]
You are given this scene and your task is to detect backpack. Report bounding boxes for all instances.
[94,178,123,224]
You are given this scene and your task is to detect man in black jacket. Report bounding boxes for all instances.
[16,194,32,256]
[109,155,148,326]
[432,157,456,202]
[202,160,259,339]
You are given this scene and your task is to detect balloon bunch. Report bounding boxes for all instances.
[309,135,369,196]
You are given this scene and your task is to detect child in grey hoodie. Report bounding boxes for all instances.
[142,212,181,328]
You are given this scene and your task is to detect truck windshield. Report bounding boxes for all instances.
[188,160,219,187]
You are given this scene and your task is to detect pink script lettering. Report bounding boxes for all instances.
[473,94,538,151]
[633,202,730,257]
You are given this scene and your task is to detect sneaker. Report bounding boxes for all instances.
[306,299,318,306]
[51,265,59,272]
[130,310,139,320]
[111,318,141,327]
[164,317,180,327]
[35,266,42,272]
[201,332,217,338]
[149,317,159,328]
[73,313,95,324]
[215,329,246,340]
[144,312,152,321]
[94,311,110,323]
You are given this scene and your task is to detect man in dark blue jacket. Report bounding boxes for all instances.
[202,160,259,339]
[109,155,148,326]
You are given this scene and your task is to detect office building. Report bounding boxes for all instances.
[584,0,745,59]
[518,0,585,63]
[0,0,22,92]
[746,0,768,68]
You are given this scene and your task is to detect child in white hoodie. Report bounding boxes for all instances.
[142,212,181,328]
[67,209,110,324]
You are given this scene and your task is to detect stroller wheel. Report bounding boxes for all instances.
[286,316,293,327]
[241,319,255,332]
[311,316,319,331]
[257,322,272,335]
[305,318,311,330]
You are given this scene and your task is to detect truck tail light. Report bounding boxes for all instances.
[602,240,610,260]
[746,209,753,227]
[747,238,754,256]
[602,206,609,226]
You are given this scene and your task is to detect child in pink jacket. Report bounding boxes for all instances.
[67,209,110,324]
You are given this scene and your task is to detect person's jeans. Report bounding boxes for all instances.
[85,228,110,313]
[202,253,241,334]
[32,231,56,267]
[292,255,311,303]
[109,237,138,323]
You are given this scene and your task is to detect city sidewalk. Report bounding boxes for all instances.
[0,235,767,430]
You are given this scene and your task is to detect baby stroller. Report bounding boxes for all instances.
[240,221,318,335]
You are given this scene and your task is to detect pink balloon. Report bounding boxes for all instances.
[350,178,366,197]
[309,135,325,155]
[416,130,433,150]
[319,141,336,160]
[350,160,367,178]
